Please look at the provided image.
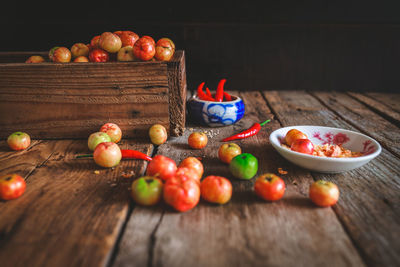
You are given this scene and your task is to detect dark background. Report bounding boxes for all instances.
[1,0,399,92]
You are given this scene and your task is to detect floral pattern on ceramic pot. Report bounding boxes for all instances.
[188,95,245,127]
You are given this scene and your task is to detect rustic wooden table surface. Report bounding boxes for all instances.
[0,91,399,267]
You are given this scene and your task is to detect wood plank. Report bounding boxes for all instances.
[312,91,400,157]
[263,90,400,267]
[114,91,364,267]
[348,92,400,126]
[0,139,153,267]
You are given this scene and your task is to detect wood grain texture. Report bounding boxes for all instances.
[348,92,400,126]
[263,90,400,267]
[167,51,187,136]
[0,139,152,267]
[311,91,400,157]
[0,51,187,139]
[114,91,364,267]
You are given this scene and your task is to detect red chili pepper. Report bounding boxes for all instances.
[121,149,152,161]
[223,91,232,101]
[76,149,152,161]
[221,119,271,142]
[205,87,213,97]
[197,82,215,101]
[215,79,226,102]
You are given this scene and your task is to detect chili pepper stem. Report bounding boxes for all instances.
[76,154,93,158]
[260,119,271,126]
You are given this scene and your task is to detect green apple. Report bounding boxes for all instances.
[131,176,163,206]
[229,153,258,180]
[88,132,111,151]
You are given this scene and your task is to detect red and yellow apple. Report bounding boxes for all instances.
[93,142,122,168]
[178,157,204,180]
[133,36,156,61]
[155,38,175,61]
[73,56,89,62]
[52,47,71,62]
[99,32,122,53]
[218,143,242,164]
[70,43,89,59]
[89,48,109,62]
[163,174,200,212]
[115,30,139,47]
[117,46,135,61]
[148,124,168,145]
[7,132,31,151]
[100,123,122,143]
[25,55,45,63]
[200,175,232,204]
[146,155,177,181]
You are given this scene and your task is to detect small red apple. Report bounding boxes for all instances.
[0,174,26,200]
[93,142,122,168]
[188,132,208,149]
[25,55,45,63]
[291,139,314,155]
[90,35,101,49]
[52,47,71,62]
[89,48,109,62]
[200,175,232,204]
[133,36,156,61]
[163,174,200,212]
[155,38,175,61]
[178,157,204,181]
[285,129,308,146]
[7,132,31,151]
[218,143,242,164]
[100,123,122,143]
[70,43,89,59]
[146,155,177,181]
[115,30,139,47]
[99,32,122,53]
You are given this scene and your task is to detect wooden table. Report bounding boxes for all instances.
[0,91,399,267]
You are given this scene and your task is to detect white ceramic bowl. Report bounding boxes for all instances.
[269,126,382,173]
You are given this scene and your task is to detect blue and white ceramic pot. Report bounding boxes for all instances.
[187,95,245,127]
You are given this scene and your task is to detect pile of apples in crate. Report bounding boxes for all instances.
[25,30,175,63]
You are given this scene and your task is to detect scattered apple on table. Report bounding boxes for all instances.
[178,157,204,181]
[25,55,45,63]
[254,173,286,201]
[93,142,122,168]
[131,176,163,206]
[100,123,122,143]
[175,167,201,184]
[229,153,258,180]
[200,175,232,204]
[309,180,340,207]
[218,143,242,164]
[155,38,175,61]
[0,174,26,200]
[146,155,177,181]
[88,132,112,151]
[148,124,168,145]
[163,174,200,212]
[188,132,208,149]
[52,47,71,62]
[7,132,31,151]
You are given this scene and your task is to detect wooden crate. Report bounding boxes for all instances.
[0,51,187,139]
